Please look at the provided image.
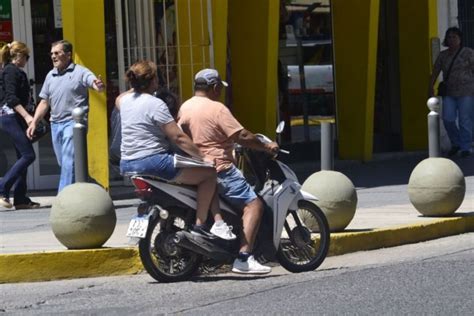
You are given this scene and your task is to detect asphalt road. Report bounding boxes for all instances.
[1,233,473,315]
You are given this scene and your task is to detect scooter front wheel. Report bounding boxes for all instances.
[139,207,201,282]
[276,200,330,272]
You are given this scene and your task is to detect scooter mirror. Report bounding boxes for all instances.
[276,121,285,134]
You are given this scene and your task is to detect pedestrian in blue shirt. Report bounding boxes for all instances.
[26,40,104,192]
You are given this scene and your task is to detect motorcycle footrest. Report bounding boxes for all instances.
[174,231,234,262]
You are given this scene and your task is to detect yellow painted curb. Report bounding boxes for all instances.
[0,248,142,284]
[1,215,472,283]
[328,215,474,256]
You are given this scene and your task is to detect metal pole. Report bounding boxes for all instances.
[426,97,441,158]
[296,38,310,142]
[428,112,440,157]
[72,107,88,182]
[321,121,333,170]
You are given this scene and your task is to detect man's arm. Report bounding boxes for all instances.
[232,128,279,155]
[26,99,49,139]
[92,75,105,92]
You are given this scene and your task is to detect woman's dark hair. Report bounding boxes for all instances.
[442,27,463,47]
[125,60,157,93]
[155,87,179,118]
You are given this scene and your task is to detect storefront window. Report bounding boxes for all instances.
[278,0,335,144]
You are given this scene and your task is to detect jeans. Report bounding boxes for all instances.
[0,114,36,204]
[442,96,474,152]
[120,152,179,181]
[51,120,75,192]
[217,165,258,210]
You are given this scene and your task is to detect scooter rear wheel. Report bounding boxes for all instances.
[139,207,201,282]
[276,200,330,272]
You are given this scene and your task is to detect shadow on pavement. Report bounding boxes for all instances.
[290,151,474,189]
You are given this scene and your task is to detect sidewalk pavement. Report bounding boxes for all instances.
[1,151,473,283]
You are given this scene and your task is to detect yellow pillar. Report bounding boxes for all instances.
[61,0,108,189]
[398,0,438,150]
[228,0,279,138]
[332,0,380,161]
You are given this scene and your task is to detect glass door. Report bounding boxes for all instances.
[278,0,335,144]
[10,0,63,190]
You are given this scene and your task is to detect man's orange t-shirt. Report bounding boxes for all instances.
[178,96,243,172]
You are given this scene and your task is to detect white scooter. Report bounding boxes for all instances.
[126,123,330,282]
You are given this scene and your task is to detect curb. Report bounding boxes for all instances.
[328,214,474,256]
[0,248,142,284]
[1,215,473,284]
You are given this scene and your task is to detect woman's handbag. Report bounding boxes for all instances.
[30,118,50,143]
[26,88,50,143]
[16,114,50,143]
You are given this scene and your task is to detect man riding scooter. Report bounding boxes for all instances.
[178,68,279,274]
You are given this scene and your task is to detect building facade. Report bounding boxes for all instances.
[0,0,470,190]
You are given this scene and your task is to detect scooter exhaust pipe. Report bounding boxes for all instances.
[174,231,234,262]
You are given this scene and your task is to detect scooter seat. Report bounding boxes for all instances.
[125,173,197,191]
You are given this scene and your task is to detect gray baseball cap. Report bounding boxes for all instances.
[194,68,228,87]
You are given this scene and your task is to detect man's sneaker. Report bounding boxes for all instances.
[210,222,237,240]
[190,225,214,238]
[0,197,13,209]
[232,255,272,274]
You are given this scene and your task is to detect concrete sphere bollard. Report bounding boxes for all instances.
[302,170,358,232]
[50,183,117,249]
[408,158,465,216]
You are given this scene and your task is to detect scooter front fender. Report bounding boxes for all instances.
[288,189,318,210]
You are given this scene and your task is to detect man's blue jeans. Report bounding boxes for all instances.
[51,120,75,192]
[0,114,36,203]
[442,96,474,152]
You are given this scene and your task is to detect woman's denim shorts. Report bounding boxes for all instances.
[120,153,179,181]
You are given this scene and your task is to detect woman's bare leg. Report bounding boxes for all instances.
[210,191,224,222]
[174,167,217,225]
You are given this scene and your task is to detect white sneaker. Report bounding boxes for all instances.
[232,255,272,274]
[0,198,13,209]
[210,222,237,240]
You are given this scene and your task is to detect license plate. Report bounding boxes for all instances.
[126,215,150,238]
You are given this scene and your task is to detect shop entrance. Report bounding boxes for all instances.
[373,0,402,152]
[277,0,335,147]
